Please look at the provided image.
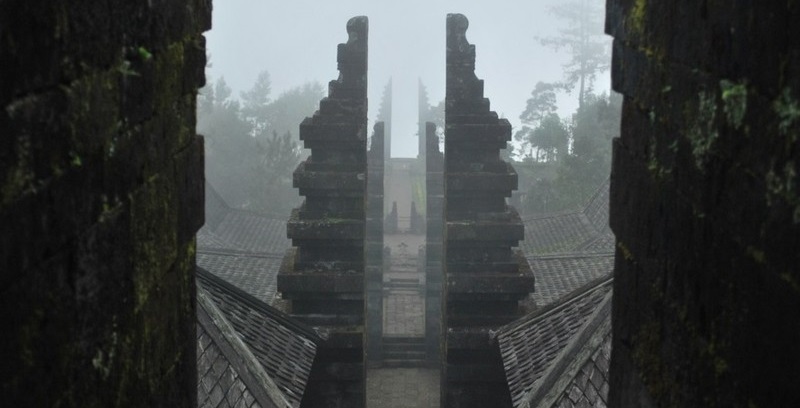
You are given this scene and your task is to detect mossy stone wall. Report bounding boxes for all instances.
[0,1,210,406]
[607,1,800,407]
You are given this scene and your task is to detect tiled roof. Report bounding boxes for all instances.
[205,181,231,231]
[548,330,611,408]
[197,268,322,408]
[200,181,290,254]
[197,181,290,306]
[199,210,289,254]
[519,292,612,408]
[196,228,233,250]
[520,180,612,256]
[197,250,283,305]
[527,253,614,307]
[496,277,613,408]
[581,180,610,233]
[197,319,265,408]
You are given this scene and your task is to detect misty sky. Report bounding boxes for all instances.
[206,0,611,157]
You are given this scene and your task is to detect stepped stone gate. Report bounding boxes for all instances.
[275,13,534,407]
[277,16,369,407]
[442,13,535,408]
[366,122,386,365]
[5,2,799,407]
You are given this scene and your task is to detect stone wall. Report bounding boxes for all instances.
[277,16,369,408]
[607,2,800,407]
[0,1,210,406]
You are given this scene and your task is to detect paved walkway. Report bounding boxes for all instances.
[383,234,425,337]
[367,368,440,408]
[367,233,440,407]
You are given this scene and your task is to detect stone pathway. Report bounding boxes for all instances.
[367,368,440,408]
[367,233,439,407]
[384,293,424,336]
[383,234,425,337]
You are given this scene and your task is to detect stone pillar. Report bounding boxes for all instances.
[366,122,385,365]
[425,122,444,365]
[277,16,368,408]
[442,13,535,407]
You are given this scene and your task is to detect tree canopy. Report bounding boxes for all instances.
[538,0,609,108]
[198,72,321,215]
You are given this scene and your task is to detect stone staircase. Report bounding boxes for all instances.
[382,336,427,368]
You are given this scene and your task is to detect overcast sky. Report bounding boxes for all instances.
[206,0,611,157]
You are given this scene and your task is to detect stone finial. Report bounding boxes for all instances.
[346,16,369,49]
[446,13,472,53]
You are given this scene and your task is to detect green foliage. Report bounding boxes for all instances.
[519,92,621,214]
[516,82,559,159]
[530,113,569,162]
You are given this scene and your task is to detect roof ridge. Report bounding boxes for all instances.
[522,290,613,408]
[526,251,615,260]
[579,177,611,214]
[197,288,293,408]
[196,267,325,342]
[495,275,613,337]
[197,247,287,259]
[205,180,232,210]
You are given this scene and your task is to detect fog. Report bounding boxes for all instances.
[205,0,611,157]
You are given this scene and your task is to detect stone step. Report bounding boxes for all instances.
[383,337,426,354]
[383,343,426,353]
[381,359,429,368]
[384,278,422,290]
[383,350,427,361]
[383,336,425,344]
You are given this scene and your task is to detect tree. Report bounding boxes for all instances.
[196,72,324,215]
[198,77,261,209]
[553,92,621,208]
[240,70,272,137]
[530,113,569,162]
[253,130,302,214]
[262,82,324,143]
[515,81,559,159]
[539,0,609,108]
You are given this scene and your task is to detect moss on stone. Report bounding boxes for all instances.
[617,241,634,261]
[765,161,800,223]
[686,91,719,171]
[720,79,748,130]
[1,134,35,208]
[773,87,800,139]
[630,0,647,36]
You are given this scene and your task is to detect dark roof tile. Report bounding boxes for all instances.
[520,180,612,256]
[497,277,612,408]
[197,267,322,408]
[197,250,283,305]
[527,253,614,307]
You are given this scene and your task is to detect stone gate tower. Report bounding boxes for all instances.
[442,13,536,407]
[277,16,369,408]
